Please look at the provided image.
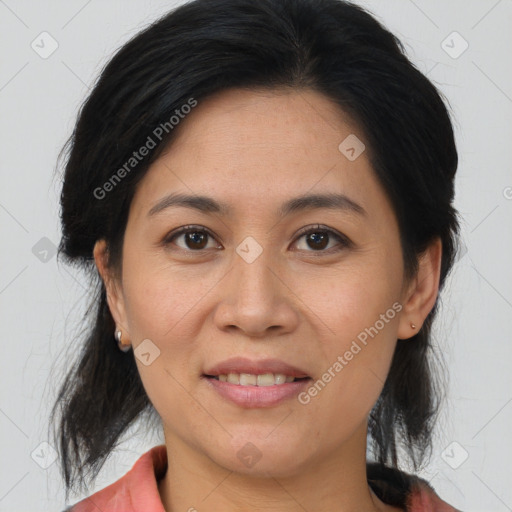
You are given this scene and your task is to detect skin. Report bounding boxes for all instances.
[94,87,442,512]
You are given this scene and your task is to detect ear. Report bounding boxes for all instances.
[397,237,442,340]
[93,239,129,334]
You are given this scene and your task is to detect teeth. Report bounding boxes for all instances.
[239,373,257,385]
[215,372,298,386]
[257,373,275,386]
[227,373,239,384]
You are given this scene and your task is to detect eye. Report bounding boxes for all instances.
[163,225,220,251]
[293,224,352,254]
[162,224,352,254]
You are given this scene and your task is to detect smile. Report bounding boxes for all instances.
[209,372,304,386]
[202,373,312,408]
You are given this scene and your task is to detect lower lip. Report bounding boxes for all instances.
[203,376,312,408]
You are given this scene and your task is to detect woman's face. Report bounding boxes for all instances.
[98,87,422,476]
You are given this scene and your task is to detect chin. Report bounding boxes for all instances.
[208,432,314,478]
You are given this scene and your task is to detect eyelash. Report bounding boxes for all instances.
[162,224,352,255]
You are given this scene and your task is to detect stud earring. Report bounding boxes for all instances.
[410,323,417,330]
[115,329,131,352]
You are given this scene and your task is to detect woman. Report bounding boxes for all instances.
[51,0,462,510]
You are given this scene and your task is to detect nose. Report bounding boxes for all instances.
[212,244,299,338]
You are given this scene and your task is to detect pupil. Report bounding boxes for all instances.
[188,232,207,249]
[308,232,328,250]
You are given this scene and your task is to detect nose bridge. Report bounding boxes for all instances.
[214,234,297,336]
[232,235,278,305]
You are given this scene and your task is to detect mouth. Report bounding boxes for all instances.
[201,358,313,408]
[204,373,311,386]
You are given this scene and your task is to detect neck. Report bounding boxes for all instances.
[157,423,393,512]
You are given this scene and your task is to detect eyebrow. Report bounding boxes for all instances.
[147,192,366,218]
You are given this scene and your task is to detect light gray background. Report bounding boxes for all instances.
[0,1,511,511]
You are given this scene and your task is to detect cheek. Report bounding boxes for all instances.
[121,251,210,342]
[298,311,400,446]
[296,252,402,340]
[295,258,402,419]
[120,262,207,429]
[119,254,211,402]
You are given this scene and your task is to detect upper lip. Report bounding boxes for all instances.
[204,357,310,378]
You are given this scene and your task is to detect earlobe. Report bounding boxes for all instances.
[397,237,442,340]
[93,239,128,333]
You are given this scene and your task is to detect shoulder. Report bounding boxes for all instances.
[64,445,168,512]
[367,462,461,511]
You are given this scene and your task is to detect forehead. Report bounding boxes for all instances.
[129,87,392,225]
[169,87,359,155]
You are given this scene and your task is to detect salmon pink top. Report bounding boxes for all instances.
[64,445,460,511]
